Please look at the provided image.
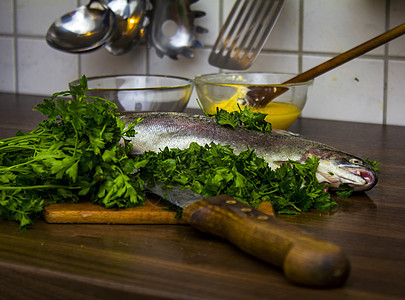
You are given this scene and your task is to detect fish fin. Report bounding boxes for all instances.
[273,161,287,166]
[272,129,303,138]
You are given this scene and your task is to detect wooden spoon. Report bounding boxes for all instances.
[247,22,405,107]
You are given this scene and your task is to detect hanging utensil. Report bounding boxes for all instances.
[245,22,405,107]
[46,0,117,53]
[149,0,208,60]
[209,0,285,70]
[104,0,150,55]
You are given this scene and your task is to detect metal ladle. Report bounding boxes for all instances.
[46,0,117,53]
[104,0,149,55]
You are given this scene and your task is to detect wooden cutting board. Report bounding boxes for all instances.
[43,197,274,225]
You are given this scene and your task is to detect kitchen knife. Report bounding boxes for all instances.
[146,181,350,288]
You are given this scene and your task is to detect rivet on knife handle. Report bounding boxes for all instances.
[182,195,351,288]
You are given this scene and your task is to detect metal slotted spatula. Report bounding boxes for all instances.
[209,0,285,70]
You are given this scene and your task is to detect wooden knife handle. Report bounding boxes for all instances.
[182,195,350,288]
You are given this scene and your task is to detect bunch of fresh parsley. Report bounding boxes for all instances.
[0,75,144,230]
[133,142,336,215]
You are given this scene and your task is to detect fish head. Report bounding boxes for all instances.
[303,148,378,192]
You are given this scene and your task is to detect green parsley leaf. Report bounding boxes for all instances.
[199,100,272,133]
[365,157,380,174]
[336,184,354,198]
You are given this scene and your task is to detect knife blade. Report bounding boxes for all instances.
[146,181,351,288]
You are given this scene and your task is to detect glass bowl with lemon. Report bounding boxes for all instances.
[194,72,312,130]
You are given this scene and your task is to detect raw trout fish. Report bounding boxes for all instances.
[120,112,377,191]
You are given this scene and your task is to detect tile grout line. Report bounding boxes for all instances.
[298,0,304,74]
[78,55,82,78]
[145,45,150,75]
[258,48,405,61]
[77,0,82,78]
[13,0,18,93]
[296,0,304,121]
[219,0,224,35]
[217,0,224,73]
[382,0,390,126]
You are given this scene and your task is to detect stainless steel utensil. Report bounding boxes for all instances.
[104,0,150,55]
[149,0,208,60]
[46,0,117,53]
[209,0,285,70]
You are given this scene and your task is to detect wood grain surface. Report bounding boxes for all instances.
[0,93,404,299]
[43,199,188,224]
[43,199,274,224]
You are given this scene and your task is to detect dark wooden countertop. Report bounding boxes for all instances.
[0,92,404,299]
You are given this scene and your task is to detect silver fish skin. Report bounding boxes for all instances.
[120,112,378,192]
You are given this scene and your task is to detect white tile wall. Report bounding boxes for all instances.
[0,36,15,92]
[249,52,299,74]
[262,0,300,51]
[387,60,405,126]
[390,0,405,56]
[0,0,404,126]
[16,0,76,36]
[81,46,148,76]
[17,38,78,94]
[301,55,385,124]
[303,0,386,55]
[0,0,13,34]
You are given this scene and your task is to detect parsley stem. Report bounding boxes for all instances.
[70,121,79,158]
[0,134,42,146]
[0,185,81,190]
[0,158,38,170]
[196,98,209,116]
[0,145,36,152]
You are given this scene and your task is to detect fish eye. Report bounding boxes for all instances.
[349,158,362,165]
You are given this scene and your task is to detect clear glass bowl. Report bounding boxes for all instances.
[194,72,313,129]
[69,74,194,113]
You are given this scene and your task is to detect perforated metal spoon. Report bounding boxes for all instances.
[149,0,208,60]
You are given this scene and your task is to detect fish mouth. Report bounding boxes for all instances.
[303,148,378,192]
[339,165,378,191]
[318,165,378,192]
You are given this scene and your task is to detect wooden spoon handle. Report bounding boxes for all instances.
[252,22,405,107]
[285,22,405,84]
